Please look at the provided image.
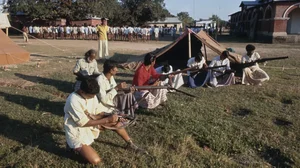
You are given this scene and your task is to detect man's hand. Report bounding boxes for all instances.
[107,114,119,123]
[116,82,127,91]
[168,74,174,78]
[129,86,136,93]
[153,80,160,86]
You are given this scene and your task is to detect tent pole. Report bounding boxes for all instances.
[188,31,191,58]
[204,44,208,61]
[6,27,8,36]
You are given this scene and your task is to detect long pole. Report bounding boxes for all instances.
[204,44,208,61]
[188,31,192,58]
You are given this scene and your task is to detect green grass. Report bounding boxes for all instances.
[0,42,300,167]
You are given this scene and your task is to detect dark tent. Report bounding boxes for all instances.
[120,29,242,71]
[154,30,203,70]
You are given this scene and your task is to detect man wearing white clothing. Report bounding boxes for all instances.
[155,64,184,89]
[203,51,235,87]
[154,26,159,41]
[241,44,269,85]
[187,52,208,88]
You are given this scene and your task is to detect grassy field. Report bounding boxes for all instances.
[0,38,300,167]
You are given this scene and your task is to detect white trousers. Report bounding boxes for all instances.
[98,40,109,59]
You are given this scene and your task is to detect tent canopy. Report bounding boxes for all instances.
[0,13,11,29]
[120,29,241,70]
[0,29,30,65]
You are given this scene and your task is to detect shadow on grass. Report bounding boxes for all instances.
[135,109,157,117]
[109,53,140,63]
[191,132,211,149]
[233,108,253,117]
[281,98,293,105]
[273,118,293,126]
[0,114,85,164]
[260,145,294,168]
[15,73,74,93]
[0,91,64,117]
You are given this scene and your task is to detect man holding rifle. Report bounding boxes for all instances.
[132,53,169,109]
[96,60,137,117]
[64,79,146,165]
[187,51,208,88]
[155,63,184,89]
[241,44,269,86]
[203,50,235,87]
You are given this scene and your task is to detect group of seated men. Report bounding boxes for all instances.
[64,44,269,165]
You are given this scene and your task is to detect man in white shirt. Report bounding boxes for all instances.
[203,51,235,87]
[128,26,134,41]
[88,25,93,40]
[124,26,129,41]
[73,49,100,91]
[155,64,184,89]
[241,44,269,85]
[64,78,146,165]
[154,26,159,41]
[187,52,208,88]
[29,25,33,34]
[96,60,137,117]
[66,25,71,39]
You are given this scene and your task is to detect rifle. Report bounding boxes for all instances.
[239,56,289,69]
[163,65,227,77]
[188,65,228,78]
[123,85,197,98]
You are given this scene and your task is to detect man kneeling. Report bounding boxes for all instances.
[64,79,145,165]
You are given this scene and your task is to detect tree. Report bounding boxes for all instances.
[8,0,56,21]
[209,14,226,27]
[177,12,194,27]
[120,0,169,26]
[7,0,171,26]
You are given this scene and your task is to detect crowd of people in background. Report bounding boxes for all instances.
[21,24,181,42]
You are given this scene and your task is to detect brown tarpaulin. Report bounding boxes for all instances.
[119,29,241,70]
[0,29,30,65]
[195,30,241,63]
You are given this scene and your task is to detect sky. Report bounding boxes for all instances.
[164,0,243,20]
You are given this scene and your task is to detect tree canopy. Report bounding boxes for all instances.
[209,14,227,27]
[177,12,194,27]
[7,0,171,26]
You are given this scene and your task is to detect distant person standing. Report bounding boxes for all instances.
[97,18,109,59]
[154,26,159,41]
[22,26,29,43]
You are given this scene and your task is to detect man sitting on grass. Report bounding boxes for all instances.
[155,63,184,89]
[96,60,137,117]
[73,49,100,91]
[203,50,235,87]
[132,53,169,109]
[186,51,208,88]
[241,44,269,86]
[64,79,146,165]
